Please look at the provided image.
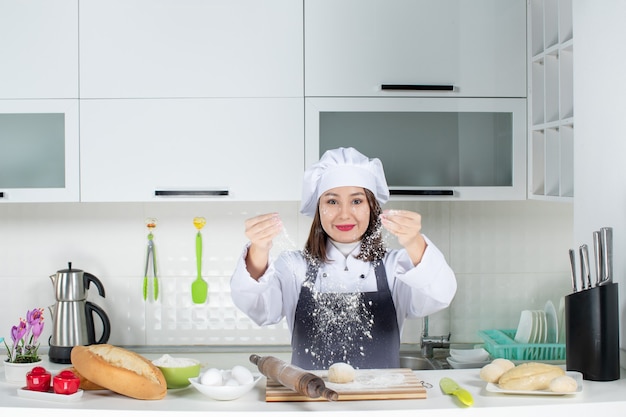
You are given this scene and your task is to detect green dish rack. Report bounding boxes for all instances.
[478,329,566,361]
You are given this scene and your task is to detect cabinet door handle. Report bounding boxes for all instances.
[389,189,454,196]
[0,191,4,198]
[381,84,454,91]
[154,189,229,197]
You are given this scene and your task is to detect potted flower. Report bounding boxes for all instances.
[3,308,45,383]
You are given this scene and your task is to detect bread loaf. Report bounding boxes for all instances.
[63,366,107,391]
[498,362,565,391]
[71,344,167,400]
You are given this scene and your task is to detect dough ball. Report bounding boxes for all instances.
[491,358,515,372]
[480,363,506,383]
[231,365,254,385]
[479,358,515,383]
[328,362,355,384]
[549,375,578,393]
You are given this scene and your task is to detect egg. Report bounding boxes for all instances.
[200,368,223,386]
[224,378,240,386]
[231,365,254,385]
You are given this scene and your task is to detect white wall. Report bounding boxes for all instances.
[573,1,626,362]
[0,200,572,349]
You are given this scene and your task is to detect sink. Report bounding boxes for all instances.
[399,356,438,370]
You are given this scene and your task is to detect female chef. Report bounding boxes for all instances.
[230,147,456,370]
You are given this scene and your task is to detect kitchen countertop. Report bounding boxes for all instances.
[2,351,626,416]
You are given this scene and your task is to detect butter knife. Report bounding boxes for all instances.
[440,377,473,406]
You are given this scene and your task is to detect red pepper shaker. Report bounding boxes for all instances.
[26,366,52,392]
[53,370,81,395]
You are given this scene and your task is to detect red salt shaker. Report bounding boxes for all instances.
[26,366,52,392]
[53,370,80,395]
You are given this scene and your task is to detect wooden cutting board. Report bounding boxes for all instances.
[265,368,427,402]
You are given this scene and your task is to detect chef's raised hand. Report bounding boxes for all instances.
[380,209,427,266]
[244,213,283,279]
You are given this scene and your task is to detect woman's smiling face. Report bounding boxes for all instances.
[318,186,371,244]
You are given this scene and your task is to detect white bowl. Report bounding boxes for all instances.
[449,347,490,363]
[188,375,262,401]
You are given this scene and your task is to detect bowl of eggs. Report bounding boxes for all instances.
[189,365,262,401]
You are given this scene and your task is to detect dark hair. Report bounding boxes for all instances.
[303,189,386,264]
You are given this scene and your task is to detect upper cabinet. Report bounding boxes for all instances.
[80,98,304,202]
[528,0,574,201]
[0,0,78,99]
[305,0,527,98]
[0,99,80,202]
[79,0,303,98]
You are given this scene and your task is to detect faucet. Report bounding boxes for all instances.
[420,316,451,358]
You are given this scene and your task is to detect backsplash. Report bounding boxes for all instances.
[0,200,572,348]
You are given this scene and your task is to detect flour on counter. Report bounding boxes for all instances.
[325,371,405,391]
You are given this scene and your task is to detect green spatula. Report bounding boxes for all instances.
[191,217,208,304]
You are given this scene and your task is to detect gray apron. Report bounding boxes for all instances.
[291,260,400,370]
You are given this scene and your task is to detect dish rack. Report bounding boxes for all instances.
[478,329,566,361]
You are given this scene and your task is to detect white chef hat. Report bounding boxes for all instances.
[300,147,389,217]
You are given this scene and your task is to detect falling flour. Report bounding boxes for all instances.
[281,218,393,369]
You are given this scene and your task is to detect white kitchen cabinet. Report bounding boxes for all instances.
[0,0,78,99]
[80,98,303,202]
[0,100,80,202]
[528,0,573,200]
[305,0,527,98]
[306,97,527,201]
[79,0,302,99]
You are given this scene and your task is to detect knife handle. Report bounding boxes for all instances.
[593,231,603,287]
[580,245,591,290]
[600,227,613,284]
[568,249,577,293]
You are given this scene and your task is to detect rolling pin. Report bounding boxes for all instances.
[250,354,338,401]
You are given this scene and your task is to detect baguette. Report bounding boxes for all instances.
[498,362,565,391]
[63,366,107,391]
[71,344,167,400]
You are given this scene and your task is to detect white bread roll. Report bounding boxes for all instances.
[498,362,565,391]
[549,375,578,393]
[71,344,167,400]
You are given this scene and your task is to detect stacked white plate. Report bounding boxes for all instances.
[446,347,491,369]
[514,301,559,344]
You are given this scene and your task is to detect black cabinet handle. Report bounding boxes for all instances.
[154,189,229,197]
[389,189,454,196]
[0,192,4,198]
[381,84,454,91]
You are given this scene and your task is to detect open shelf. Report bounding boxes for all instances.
[528,0,574,201]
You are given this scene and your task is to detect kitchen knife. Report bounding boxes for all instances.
[568,249,578,293]
[439,377,473,406]
[593,231,603,287]
[580,244,592,290]
[600,227,613,285]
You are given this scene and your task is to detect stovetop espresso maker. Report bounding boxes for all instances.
[48,262,111,364]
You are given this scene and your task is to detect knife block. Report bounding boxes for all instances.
[564,283,620,381]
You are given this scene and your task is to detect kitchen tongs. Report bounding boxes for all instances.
[143,218,159,301]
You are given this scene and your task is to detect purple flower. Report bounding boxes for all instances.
[11,319,27,344]
[5,307,45,363]
[27,308,45,343]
